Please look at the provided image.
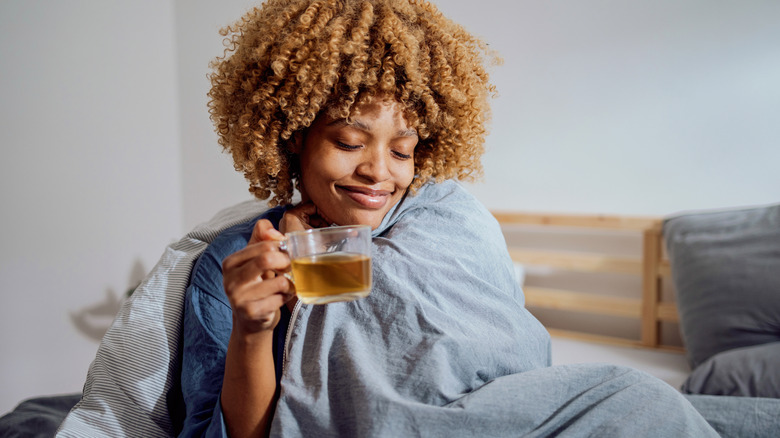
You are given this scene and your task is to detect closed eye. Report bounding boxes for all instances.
[336,141,361,150]
[393,150,412,160]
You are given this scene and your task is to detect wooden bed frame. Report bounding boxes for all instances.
[492,211,682,352]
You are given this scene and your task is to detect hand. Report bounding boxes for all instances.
[279,201,331,234]
[221,219,293,336]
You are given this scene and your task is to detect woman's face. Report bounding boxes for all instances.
[296,99,418,230]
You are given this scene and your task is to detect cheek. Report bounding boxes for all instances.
[303,152,352,188]
[396,161,416,188]
[318,158,354,182]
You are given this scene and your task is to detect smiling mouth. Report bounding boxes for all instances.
[337,185,393,208]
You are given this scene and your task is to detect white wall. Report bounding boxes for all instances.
[0,1,181,413]
[2,0,778,416]
[441,0,780,215]
[174,0,258,232]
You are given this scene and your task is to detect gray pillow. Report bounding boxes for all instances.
[663,203,780,369]
[681,342,780,398]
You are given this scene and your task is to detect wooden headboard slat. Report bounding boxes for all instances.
[658,260,672,278]
[641,228,662,347]
[492,211,661,230]
[657,302,680,322]
[493,211,681,351]
[524,286,641,318]
[508,249,642,275]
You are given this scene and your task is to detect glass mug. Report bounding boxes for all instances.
[280,225,372,304]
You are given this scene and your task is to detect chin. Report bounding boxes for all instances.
[333,212,384,230]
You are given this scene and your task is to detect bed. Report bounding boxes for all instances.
[492,211,690,388]
[494,205,780,401]
[1,201,778,437]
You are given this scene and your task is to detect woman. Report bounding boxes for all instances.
[180,1,718,437]
[181,0,504,435]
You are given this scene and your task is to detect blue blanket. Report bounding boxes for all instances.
[269,181,720,437]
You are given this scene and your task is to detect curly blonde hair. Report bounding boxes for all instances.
[208,0,499,206]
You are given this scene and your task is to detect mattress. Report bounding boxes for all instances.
[550,336,690,389]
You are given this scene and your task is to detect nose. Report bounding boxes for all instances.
[356,146,391,183]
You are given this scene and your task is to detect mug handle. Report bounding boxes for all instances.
[277,239,294,283]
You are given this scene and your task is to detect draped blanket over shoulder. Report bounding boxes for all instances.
[269,181,718,437]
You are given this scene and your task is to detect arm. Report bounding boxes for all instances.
[219,220,292,437]
[180,204,323,437]
[179,218,292,437]
[221,202,329,436]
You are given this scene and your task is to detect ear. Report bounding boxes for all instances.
[290,131,304,154]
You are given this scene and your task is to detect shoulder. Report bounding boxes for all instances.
[208,205,288,260]
[377,180,504,252]
[189,206,289,294]
[394,180,498,233]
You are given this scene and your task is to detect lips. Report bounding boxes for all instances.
[337,185,393,209]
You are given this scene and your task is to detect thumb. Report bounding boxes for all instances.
[247,218,285,245]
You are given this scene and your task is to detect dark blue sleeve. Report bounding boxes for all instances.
[178,207,288,438]
[179,249,234,438]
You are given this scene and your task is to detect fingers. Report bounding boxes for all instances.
[222,239,292,310]
[229,275,292,314]
[225,270,294,334]
[280,201,331,233]
[248,218,284,245]
[221,218,294,333]
[222,239,288,273]
[231,290,290,334]
[222,254,290,298]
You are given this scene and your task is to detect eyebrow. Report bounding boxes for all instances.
[328,119,418,138]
